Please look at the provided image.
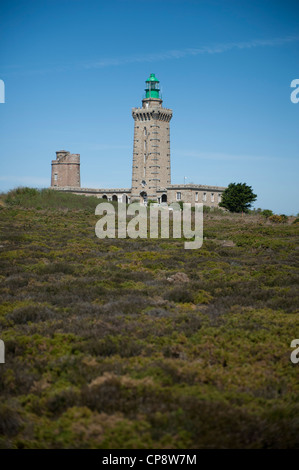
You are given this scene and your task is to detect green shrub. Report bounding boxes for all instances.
[194,290,213,304]
[268,214,288,223]
[203,205,211,213]
[261,209,273,218]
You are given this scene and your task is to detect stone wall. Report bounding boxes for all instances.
[51,186,131,202]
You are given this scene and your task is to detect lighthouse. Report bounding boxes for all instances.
[131,73,173,203]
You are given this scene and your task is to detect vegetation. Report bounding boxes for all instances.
[220,182,257,213]
[0,188,298,449]
[261,209,273,218]
[4,187,104,211]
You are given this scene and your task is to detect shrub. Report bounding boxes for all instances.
[37,262,74,275]
[46,388,80,415]
[164,288,194,303]
[261,209,273,218]
[269,214,288,223]
[194,290,213,304]
[0,403,22,437]
[7,305,54,324]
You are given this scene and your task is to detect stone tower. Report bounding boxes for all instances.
[51,150,80,188]
[131,74,173,203]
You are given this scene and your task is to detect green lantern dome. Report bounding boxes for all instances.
[145,73,160,99]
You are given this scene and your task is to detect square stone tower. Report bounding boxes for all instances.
[131,74,172,203]
[51,150,80,188]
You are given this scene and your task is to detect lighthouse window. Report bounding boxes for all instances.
[54,173,58,181]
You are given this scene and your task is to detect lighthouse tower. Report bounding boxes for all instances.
[131,73,173,203]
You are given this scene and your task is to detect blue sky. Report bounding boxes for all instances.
[0,0,298,214]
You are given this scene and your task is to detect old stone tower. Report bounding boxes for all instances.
[51,150,80,188]
[131,74,172,203]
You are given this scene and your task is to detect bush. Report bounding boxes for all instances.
[0,403,22,436]
[194,290,213,304]
[268,214,288,223]
[203,205,211,213]
[164,288,194,303]
[7,305,54,324]
[261,209,273,218]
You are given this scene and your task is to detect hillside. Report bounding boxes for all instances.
[0,188,298,448]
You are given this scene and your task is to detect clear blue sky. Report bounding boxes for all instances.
[0,0,298,214]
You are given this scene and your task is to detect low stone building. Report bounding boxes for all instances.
[50,74,226,205]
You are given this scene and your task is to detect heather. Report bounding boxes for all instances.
[0,189,298,448]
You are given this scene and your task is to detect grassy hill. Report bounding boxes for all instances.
[0,188,298,448]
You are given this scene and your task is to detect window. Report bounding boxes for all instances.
[176,192,181,201]
[211,193,214,202]
[54,173,58,181]
[195,192,198,202]
[203,192,207,202]
[218,193,221,202]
